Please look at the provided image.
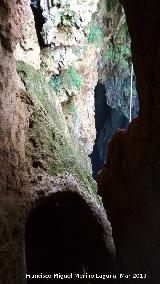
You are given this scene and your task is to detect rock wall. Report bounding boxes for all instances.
[0,1,27,283]
[14,0,41,69]
[98,1,160,283]
[15,0,100,155]
[0,0,116,283]
[15,0,132,158]
[97,0,138,120]
[1,0,146,281]
[90,0,139,179]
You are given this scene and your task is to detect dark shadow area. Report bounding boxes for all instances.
[90,81,128,179]
[30,0,46,47]
[25,191,114,283]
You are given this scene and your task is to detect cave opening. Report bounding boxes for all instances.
[90,81,129,179]
[25,191,114,283]
[90,7,139,179]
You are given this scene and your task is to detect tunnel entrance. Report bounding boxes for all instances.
[25,191,114,283]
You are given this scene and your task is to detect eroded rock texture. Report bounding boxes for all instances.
[14,0,41,69]
[0,1,27,283]
[90,1,139,179]
[0,1,115,283]
[98,1,160,283]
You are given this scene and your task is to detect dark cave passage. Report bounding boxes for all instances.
[30,0,46,47]
[25,192,114,283]
[90,81,128,179]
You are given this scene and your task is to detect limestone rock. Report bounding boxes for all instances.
[40,0,99,47]
[14,0,41,69]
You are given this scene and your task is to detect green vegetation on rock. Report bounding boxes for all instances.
[106,0,117,12]
[87,18,102,47]
[16,61,96,196]
[103,23,131,69]
[100,19,137,119]
[65,66,81,90]
[49,75,62,91]
[58,7,80,29]
[105,42,131,68]
[49,66,82,93]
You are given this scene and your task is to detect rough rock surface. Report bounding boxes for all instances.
[0,1,27,283]
[40,0,99,47]
[14,0,41,69]
[0,1,115,283]
[97,0,138,120]
[14,0,133,158]
[98,1,160,283]
[72,44,99,154]
[38,0,102,155]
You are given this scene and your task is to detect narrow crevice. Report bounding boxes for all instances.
[30,0,46,47]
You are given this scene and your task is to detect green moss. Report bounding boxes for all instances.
[16,61,96,196]
[87,18,102,47]
[106,0,117,12]
[105,42,131,68]
[49,75,62,91]
[104,22,131,70]
[49,66,81,93]
[65,66,81,90]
